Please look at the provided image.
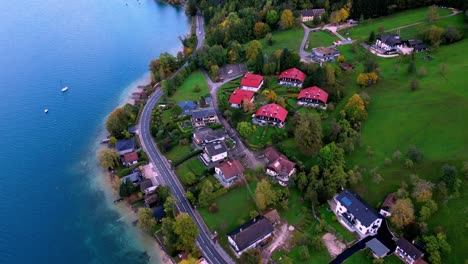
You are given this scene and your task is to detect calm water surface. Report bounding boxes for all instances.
[0,0,188,263]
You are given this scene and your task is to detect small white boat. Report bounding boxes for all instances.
[44,109,49,113]
[61,86,68,92]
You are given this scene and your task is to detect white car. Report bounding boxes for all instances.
[228,70,233,74]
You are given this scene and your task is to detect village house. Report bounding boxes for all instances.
[227,216,274,256]
[311,46,340,62]
[333,190,383,238]
[214,159,244,185]
[395,238,425,264]
[191,108,219,127]
[405,39,428,53]
[297,86,329,109]
[252,103,288,128]
[228,89,255,108]
[144,192,158,207]
[121,170,143,185]
[380,193,396,217]
[300,9,326,22]
[192,127,226,145]
[375,34,404,53]
[122,151,139,167]
[139,179,153,193]
[200,141,228,165]
[115,137,137,156]
[240,73,264,92]
[278,68,306,88]
[261,147,296,186]
[177,100,197,115]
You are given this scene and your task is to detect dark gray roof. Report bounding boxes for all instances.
[227,216,274,252]
[336,190,381,226]
[116,137,136,152]
[414,44,428,50]
[301,9,325,17]
[193,127,226,143]
[177,100,197,115]
[366,238,390,257]
[127,125,137,134]
[139,179,153,192]
[407,39,423,46]
[121,171,142,184]
[204,141,228,156]
[191,108,217,119]
[377,34,403,46]
[396,238,424,260]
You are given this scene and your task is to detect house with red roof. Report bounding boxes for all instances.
[240,73,264,92]
[297,86,329,109]
[122,151,139,167]
[278,68,306,88]
[261,147,296,186]
[214,159,244,186]
[252,103,288,128]
[229,89,255,108]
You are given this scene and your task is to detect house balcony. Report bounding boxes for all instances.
[252,117,285,128]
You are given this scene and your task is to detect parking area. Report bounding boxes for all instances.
[218,63,247,81]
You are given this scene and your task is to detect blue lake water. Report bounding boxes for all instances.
[0,0,189,263]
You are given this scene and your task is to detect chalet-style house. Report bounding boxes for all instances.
[379,193,396,217]
[405,39,428,53]
[144,192,158,207]
[214,159,244,185]
[278,68,306,88]
[177,100,197,115]
[375,34,404,53]
[115,137,137,155]
[200,141,228,165]
[227,216,274,256]
[122,151,139,166]
[229,89,255,108]
[366,238,391,258]
[395,238,424,264]
[139,179,153,193]
[240,73,264,92]
[311,46,340,62]
[300,9,326,22]
[252,103,288,128]
[191,108,219,127]
[262,147,296,186]
[192,127,225,145]
[333,190,383,237]
[297,86,329,109]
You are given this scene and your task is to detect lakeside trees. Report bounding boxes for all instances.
[98,149,120,169]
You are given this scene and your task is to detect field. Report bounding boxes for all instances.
[306,30,340,50]
[259,28,304,56]
[170,70,209,102]
[340,6,453,41]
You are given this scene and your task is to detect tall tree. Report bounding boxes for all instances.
[198,180,214,207]
[255,179,277,211]
[138,208,157,232]
[390,198,415,229]
[98,149,120,169]
[106,108,130,137]
[280,9,294,29]
[294,114,323,154]
[173,213,199,254]
[343,94,368,124]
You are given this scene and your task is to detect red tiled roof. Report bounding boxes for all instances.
[297,86,328,104]
[279,68,306,82]
[124,151,138,163]
[218,159,244,180]
[255,104,288,122]
[229,89,255,105]
[240,73,264,88]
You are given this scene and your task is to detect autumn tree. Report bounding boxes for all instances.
[343,94,368,124]
[420,25,444,47]
[245,40,263,62]
[242,100,256,113]
[237,122,253,138]
[180,172,197,186]
[294,114,323,154]
[276,97,286,108]
[173,212,199,254]
[427,5,440,22]
[98,149,120,169]
[198,180,214,207]
[253,22,271,39]
[411,176,435,202]
[255,179,277,211]
[390,198,415,229]
[265,90,277,103]
[138,208,157,232]
[356,72,378,87]
[280,9,294,29]
[106,108,130,137]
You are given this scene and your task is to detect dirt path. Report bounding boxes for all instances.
[322,233,346,258]
[262,224,290,264]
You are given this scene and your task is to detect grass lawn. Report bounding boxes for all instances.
[175,157,206,179]
[340,7,452,41]
[171,70,209,102]
[259,28,304,56]
[306,30,340,50]
[278,188,305,225]
[164,144,192,162]
[199,182,258,235]
[318,206,357,243]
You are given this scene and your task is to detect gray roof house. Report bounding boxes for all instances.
[121,171,143,185]
[227,216,274,256]
[116,137,137,155]
[193,127,226,145]
[395,238,424,264]
[333,190,383,237]
[191,107,219,127]
[201,141,228,164]
[177,100,197,115]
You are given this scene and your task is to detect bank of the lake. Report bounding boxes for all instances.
[0,0,189,263]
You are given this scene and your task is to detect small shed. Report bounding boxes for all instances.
[264,209,281,225]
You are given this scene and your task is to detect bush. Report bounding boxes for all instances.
[404,159,414,169]
[407,146,423,163]
[410,78,419,91]
[208,203,218,213]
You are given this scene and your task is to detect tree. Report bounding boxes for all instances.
[138,208,157,232]
[198,180,213,207]
[298,245,310,260]
[419,199,438,221]
[280,9,294,29]
[276,97,286,108]
[193,84,201,93]
[368,31,376,43]
[239,248,262,264]
[255,179,277,211]
[237,122,253,138]
[171,105,183,117]
[427,5,440,22]
[253,22,271,39]
[343,94,368,124]
[439,164,460,193]
[356,72,378,87]
[119,178,139,198]
[390,198,414,229]
[423,233,451,264]
[410,78,419,91]
[420,25,444,47]
[442,26,463,44]
[173,212,199,254]
[180,172,197,186]
[407,146,423,163]
[106,108,130,137]
[266,10,279,28]
[164,195,177,218]
[223,109,232,121]
[98,149,120,169]
[294,114,323,154]
[109,136,117,146]
[265,90,277,102]
[242,101,256,113]
[411,177,435,202]
[245,40,262,62]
